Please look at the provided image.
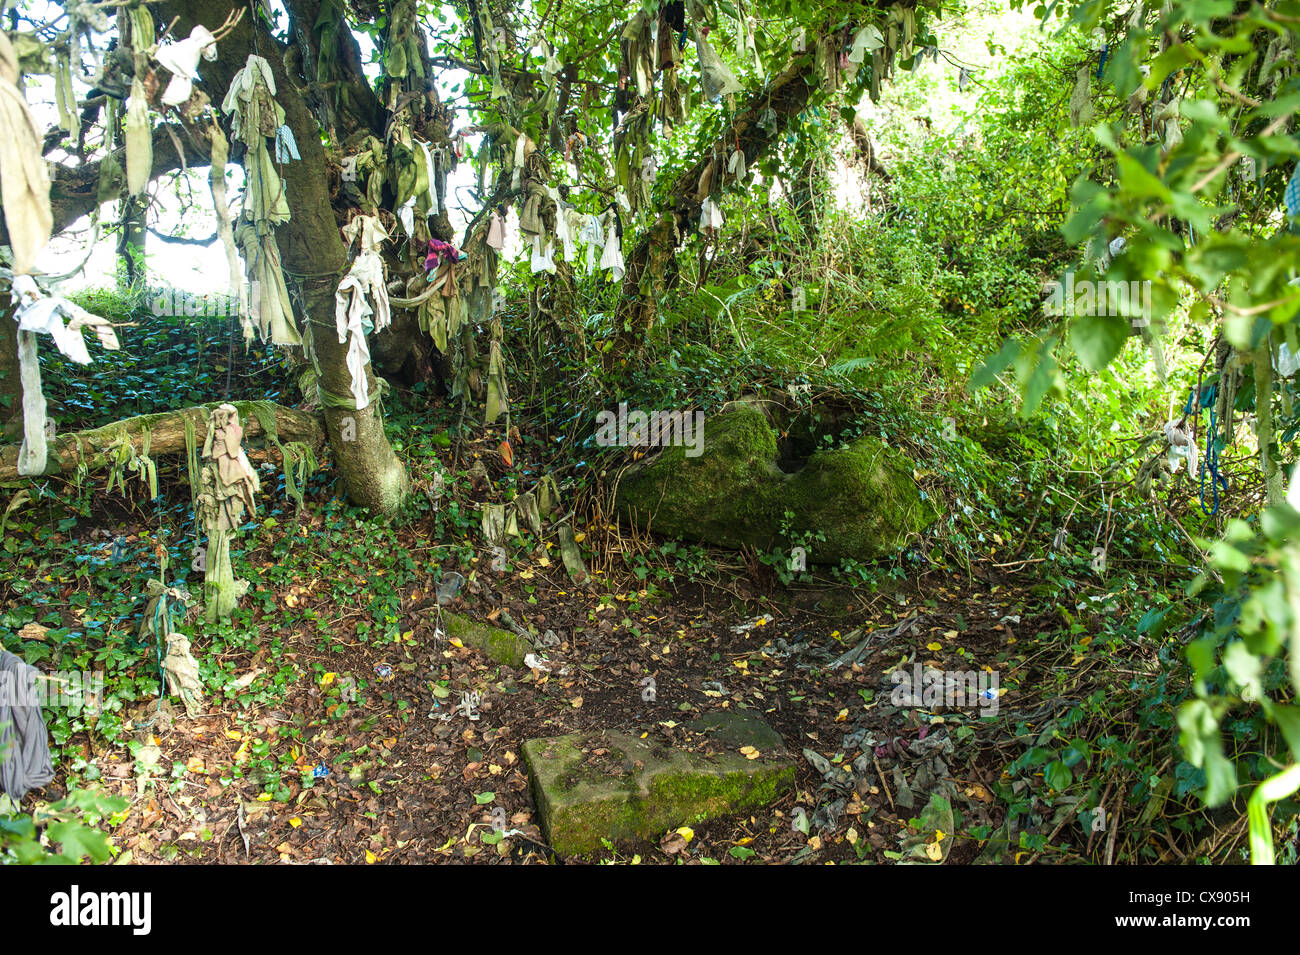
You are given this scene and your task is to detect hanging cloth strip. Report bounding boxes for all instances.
[236,221,301,346]
[486,211,506,250]
[1068,67,1093,128]
[579,213,604,270]
[0,32,53,275]
[397,195,416,237]
[735,14,763,76]
[554,200,576,262]
[530,234,557,274]
[10,273,121,475]
[275,124,300,162]
[598,208,625,281]
[1164,420,1198,478]
[424,238,463,269]
[154,24,219,106]
[847,24,884,65]
[335,215,391,411]
[694,25,742,102]
[728,147,747,183]
[197,404,259,623]
[223,55,301,345]
[419,141,441,215]
[699,196,724,234]
[11,273,120,365]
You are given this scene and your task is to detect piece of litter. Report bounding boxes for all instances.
[730,614,774,634]
[312,762,330,779]
[436,572,466,605]
[523,653,551,672]
[374,663,393,679]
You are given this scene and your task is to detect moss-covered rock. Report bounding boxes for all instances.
[442,612,531,668]
[522,713,794,856]
[614,403,933,561]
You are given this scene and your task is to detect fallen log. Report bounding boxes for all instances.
[0,401,325,483]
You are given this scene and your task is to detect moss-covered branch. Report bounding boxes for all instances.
[0,401,324,482]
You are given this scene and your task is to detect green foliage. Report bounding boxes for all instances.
[1180,495,1300,861]
[1,788,126,864]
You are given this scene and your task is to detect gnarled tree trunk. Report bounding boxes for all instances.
[160,0,409,514]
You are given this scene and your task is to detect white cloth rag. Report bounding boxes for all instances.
[334,216,390,410]
[12,273,120,364]
[155,25,218,106]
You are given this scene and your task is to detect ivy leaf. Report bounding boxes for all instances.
[1070,313,1128,372]
[1044,760,1073,791]
[46,820,112,863]
[966,339,1020,393]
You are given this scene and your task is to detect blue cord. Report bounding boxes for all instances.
[1197,387,1228,516]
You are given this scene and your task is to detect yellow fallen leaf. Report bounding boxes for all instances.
[320,672,336,686]
[256,793,272,802]
[676,826,694,842]
[224,729,243,741]
[835,708,849,722]
[571,696,583,708]
[925,840,943,861]
[926,642,943,652]
[944,630,958,639]
[734,836,754,846]
[365,849,377,864]
[185,756,205,774]
[289,817,302,828]
[573,532,586,543]
[519,569,535,579]
[449,637,464,648]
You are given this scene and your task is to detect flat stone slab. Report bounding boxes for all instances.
[521,711,794,856]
